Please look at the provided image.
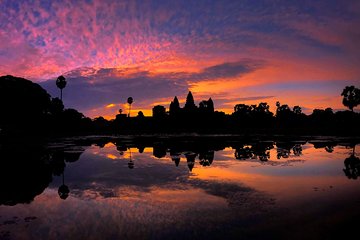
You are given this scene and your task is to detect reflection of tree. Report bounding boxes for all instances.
[277,149,290,159]
[325,146,334,153]
[234,143,273,161]
[252,143,273,162]
[128,148,134,169]
[58,171,70,200]
[0,144,83,205]
[292,144,302,156]
[116,145,126,155]
[343,146,360,180]
[341,86,360,112]
[276,142,300,159]
[1,144,53,206]
[235,146,254,160]
[51,150,66,176]
[310,141,336,153]
[53,148,83,200]
[137,145,145,153]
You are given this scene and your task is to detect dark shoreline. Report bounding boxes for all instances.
[2,132,359,148]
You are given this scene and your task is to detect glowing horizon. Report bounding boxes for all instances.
[1,0,359,119]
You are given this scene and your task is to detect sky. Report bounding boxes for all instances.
[1,0,360,118]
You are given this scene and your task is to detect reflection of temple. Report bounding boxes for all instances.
[153,144,167,159]
[185,152,197,172]
[199,151,214,166]
[170,150,181,167]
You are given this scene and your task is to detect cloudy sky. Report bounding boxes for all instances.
[1,0,359,118]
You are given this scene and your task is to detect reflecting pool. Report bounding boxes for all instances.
[1,136,360,239]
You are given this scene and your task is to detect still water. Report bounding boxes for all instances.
[1,135,360,240]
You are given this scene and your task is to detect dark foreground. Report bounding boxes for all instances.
[1,135,360,240]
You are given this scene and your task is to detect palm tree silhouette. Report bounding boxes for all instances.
[341,86,360,112]
[56,75,67,101]
[127,97,133,117]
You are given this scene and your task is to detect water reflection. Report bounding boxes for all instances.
[234,142,274,161]
[1,137,359,206]
[128,147,134,169]
[1,137,360,239]
[0,142,84,205]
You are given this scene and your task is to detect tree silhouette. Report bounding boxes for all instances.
[341,86,360,111]
[137,111,144,118]
[234,104,252,116]
[127,97,133,117]
[293,106,302,115]
[276,101,293,125]
[49,97,64,116]
[56,75,67,101]
[276,101,291,115]
[256,102,271,113]
[0,75,52,130]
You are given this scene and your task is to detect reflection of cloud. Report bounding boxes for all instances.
[1,186,266,240]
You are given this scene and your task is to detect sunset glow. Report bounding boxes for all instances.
[1,0,359,118]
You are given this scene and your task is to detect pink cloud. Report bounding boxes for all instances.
[1,0,359,117]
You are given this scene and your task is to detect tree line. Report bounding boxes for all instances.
[0,75,359,136]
